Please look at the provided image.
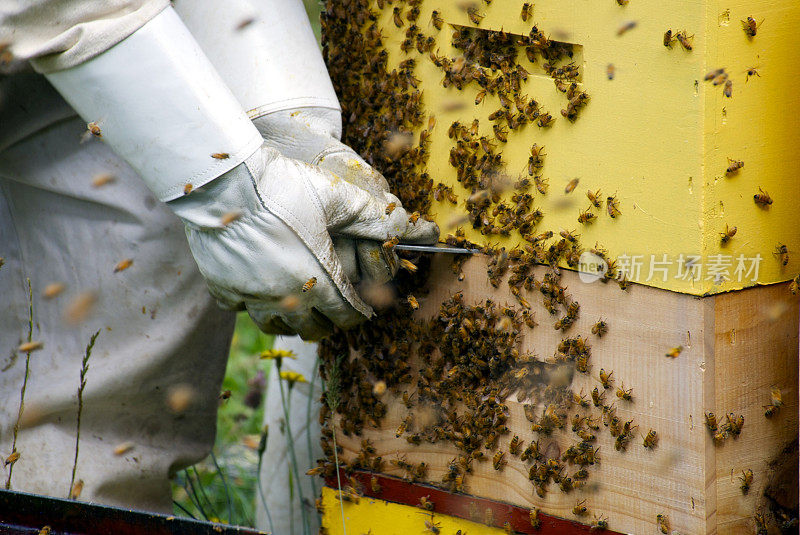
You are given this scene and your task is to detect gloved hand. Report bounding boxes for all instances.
[167,145,436,338]
[253,109,428,285]
[43,7,435,339]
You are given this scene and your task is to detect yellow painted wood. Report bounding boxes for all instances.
[320,486,508,535]
[374,0,799,294]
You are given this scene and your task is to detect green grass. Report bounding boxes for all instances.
[172,313,273,526]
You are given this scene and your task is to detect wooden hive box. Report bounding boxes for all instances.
[316,0,800,533]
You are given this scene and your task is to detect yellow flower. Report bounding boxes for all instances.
[279,371,308,386]
[259,349,296,360]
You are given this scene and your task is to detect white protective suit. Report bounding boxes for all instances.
[0,0,437,526]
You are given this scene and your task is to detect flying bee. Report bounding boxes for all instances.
[704,67,725,81]
[565,178,579,194]
[467,6,484,24]
[774,244,789,266]
[211,152,229,160]
[745,67,760,81]
[642,429,658,449]
[741,16,763,37]
[302,277,317,292]
[726,158,744,175]
[573,499,588,516]
[675,30,693,50]
[616,20,637,36]
[616,384,633,401]
[720,224,737,245]
[599,368,614,389]
[739,469,753,494]
[113,258,133,273]
[578,208,596,224]
[521,3,533,21]
[587,189,602,208]
[663,29,675,47]
[712,71,729,86]
[606,195,621,218]
[753,187,773,207]
[770,386,784,408]
[723,79,732,97]
[656,514,670,534]
[666,345,683,358]
[591,320,608,337]
[606,63,616,80]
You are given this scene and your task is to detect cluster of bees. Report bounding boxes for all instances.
[318,0,796,533]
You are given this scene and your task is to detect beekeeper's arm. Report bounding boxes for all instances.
[1,3,438,339]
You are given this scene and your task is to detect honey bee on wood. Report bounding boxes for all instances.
[573,499,588,516]
[492,450,507,470]
[726,157,744,175]
[431,10,443,30]
[663,29,676,47]
[591,319,608,337]
[467,6,484,25]
[723,79,732,98]
[642,429,658,449]
[741,16,763,37]
[704,411,718,431]
[586,189,602,208]
[616,384,633,401]
[578,208,597,224]
[590,514,609,531]
[591,387,606,407]
[745,67,761,81]
[424,518,442,534]
[509,435,523,455]
[791,274,800,295]
[520,3,533,21]
[392,6,404,27]
[493,124,508,142]
[396,415,412,437]
[565,178,580,194]
[606,195,621,218]
[773,244,789,266]
[753,187,773,207]
[725,413,744,437]
[676,30,693,50]
[537,112,554,127]
[656,514,670,534]
[739,469,753,494]
[302,277,317,292]
[719,224,737,245]
[599,368,614,389]
[211,152,230,160]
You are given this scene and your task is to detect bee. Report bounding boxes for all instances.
[86,121,102,138]
[565,178,579,194]
[792,274,800,295]
[704,67,725,81]
[536,112,554,127]
[396,415,411,437]
[114,258,133,273]
[385,202,396,215]
[474,90,486,105]
[745,67,760,81]
[711,71,729,86]
[492,450,507,470]
[590,515,609,531]
[665,345,683,358]
[4,450,20,466]
[392,6,404,27]
[573,499,588,516]
[616,20,637,36]
[754,510,768,535]
[407,295,420,310]
[467,6,484,25]
[719,224,737,245]
[723,79,732,98]
[739,469,753,494]
[599,368,614,389]
[521,3,533,21]
[211,152,230,160]
[91,173,115,188]
[774,244,789,266]
[529,507,541,528]
[770,386,784,408]
[302,277,317,292]
[383,236,399,251]
[424,518,441,534]
[70,479,84,500]
[606,195,621,218]
[484,508,494,526]
[725,413,744,437]
[675,31,693,51]
[642,429,658,449]
[534,176,549,194]
[576,208,596,225]
[591,320,608,337]
[586,189,602,208]
[502,522,513,534]
[656,514,670,534]
[493,124,508,142]
[606,63,616,80]
[220,211,242,226]
[431,10,443,30]
[509,435,523,455]
[591,387,606,407]
[741,16,763,37]
[616,384,633,401]
[726,158,744,175]
[663,29,675,47]
[419,496,435,511]
[753,187,773,207]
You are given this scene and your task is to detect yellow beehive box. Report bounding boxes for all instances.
[368,0,798,295]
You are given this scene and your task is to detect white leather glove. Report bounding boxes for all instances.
[43,7,435,339]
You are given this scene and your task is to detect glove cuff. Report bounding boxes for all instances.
[45,7,263,202]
